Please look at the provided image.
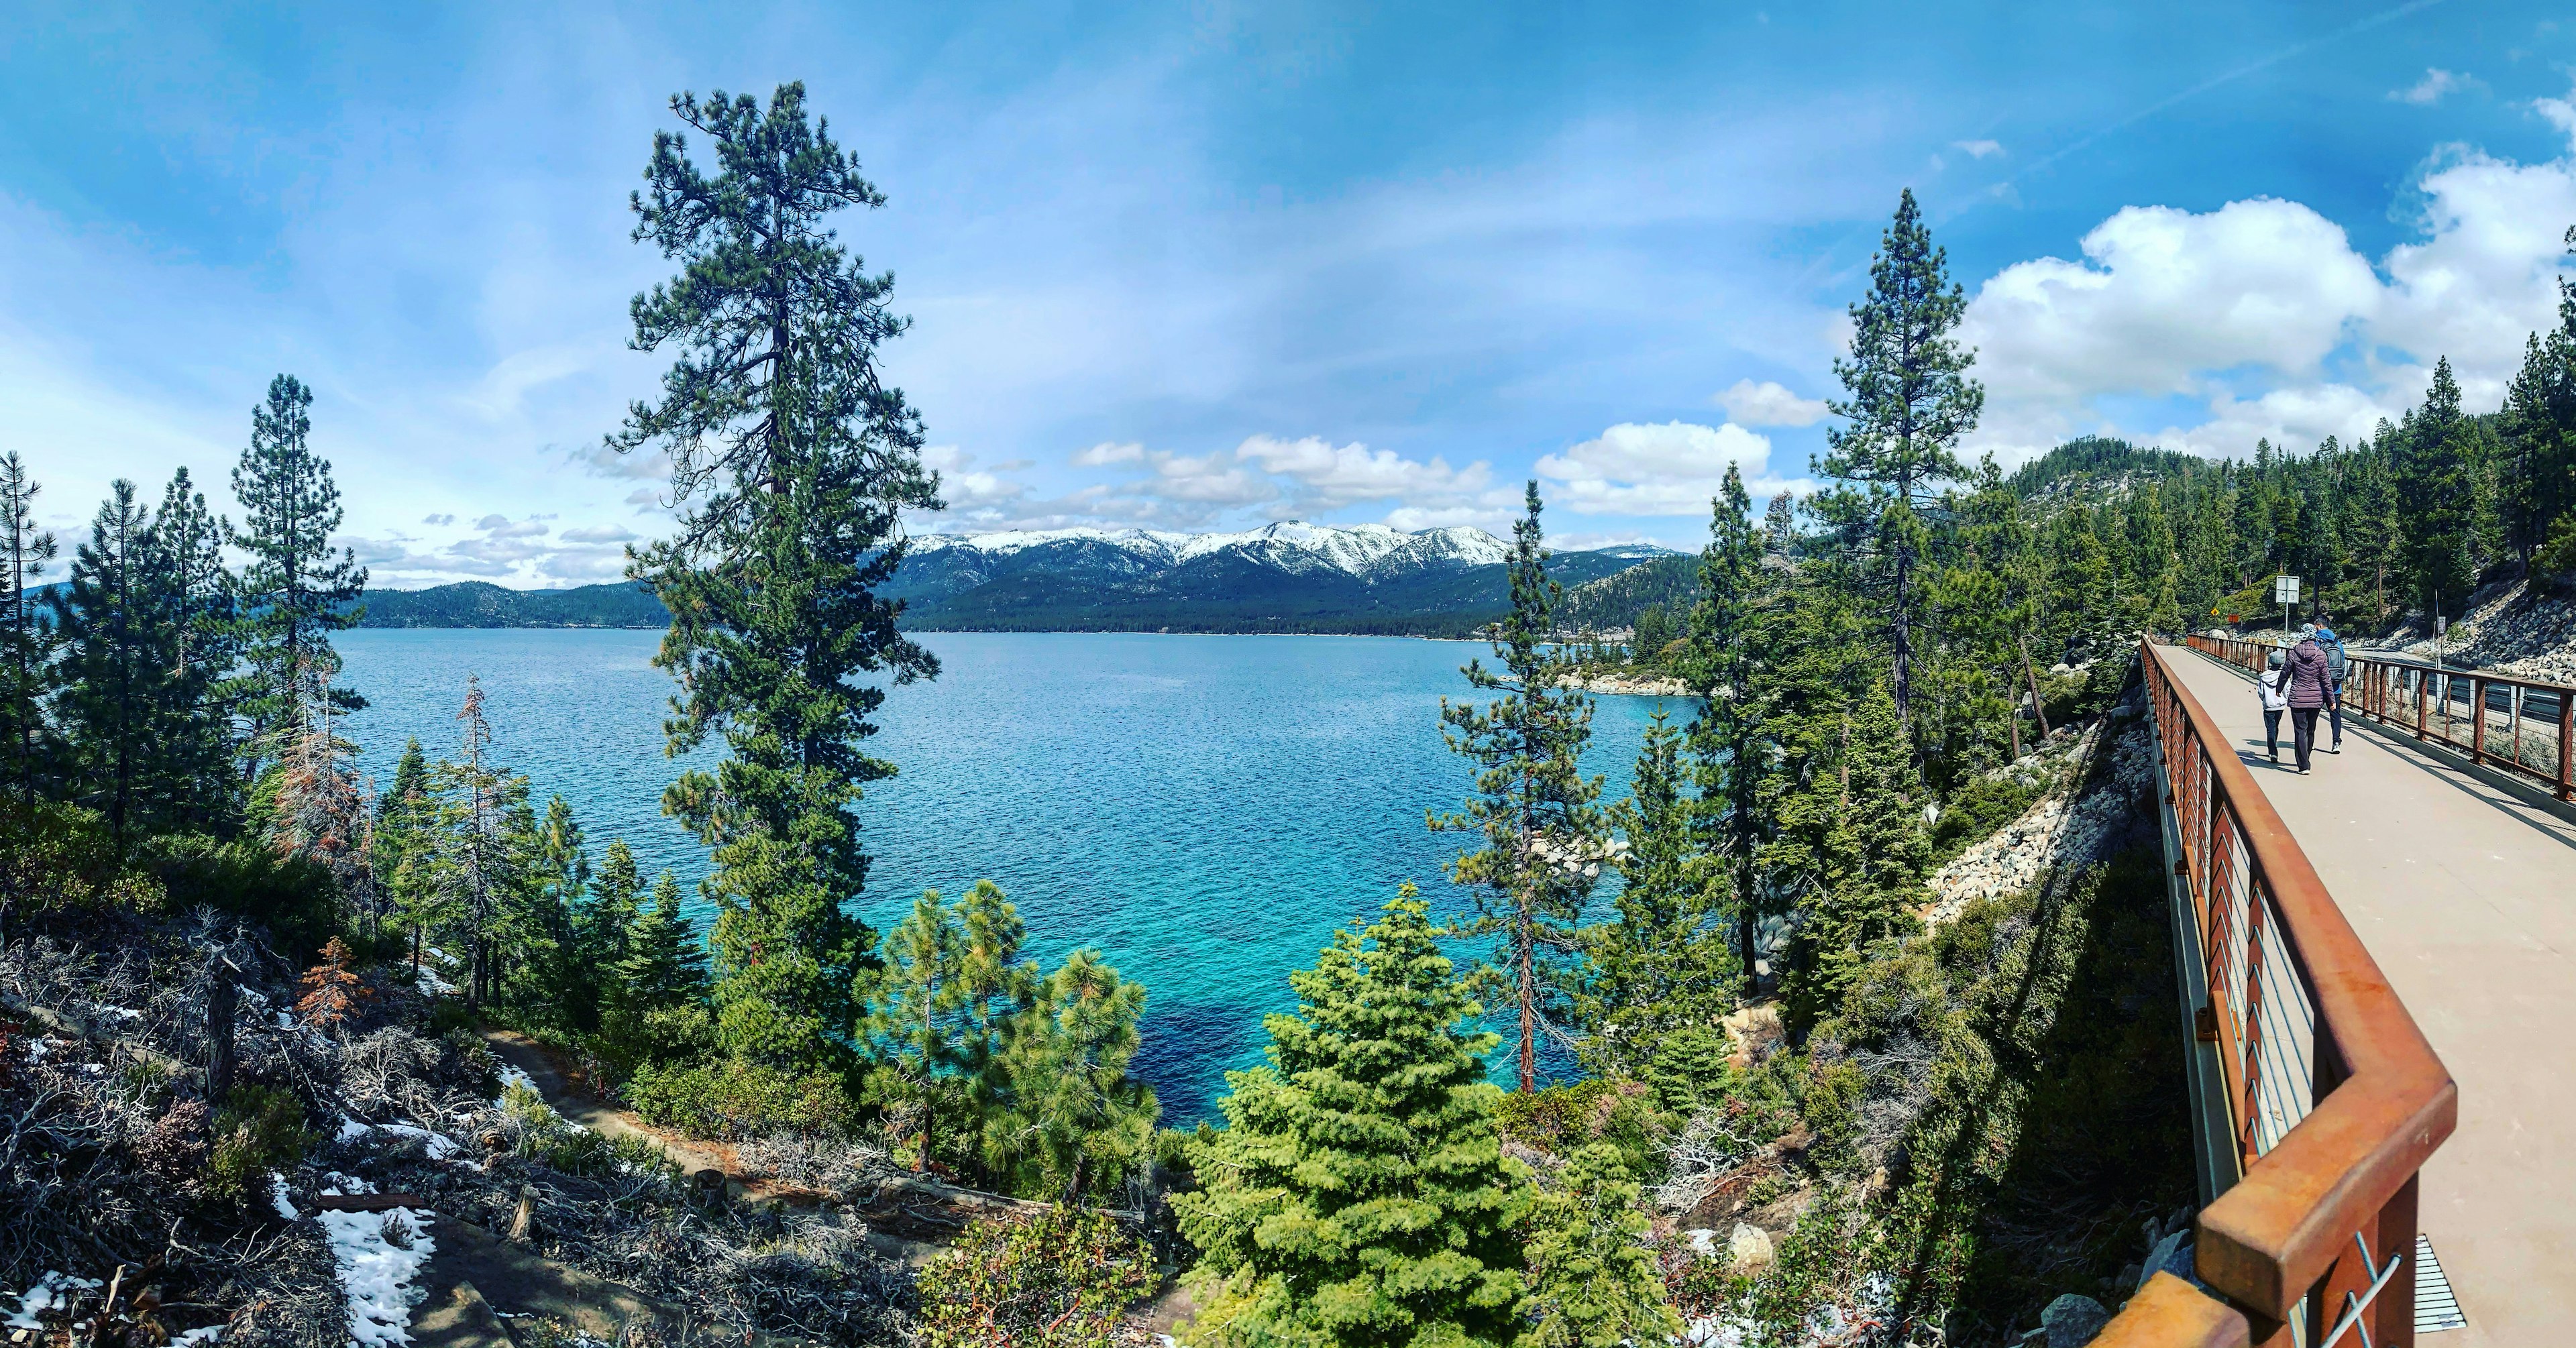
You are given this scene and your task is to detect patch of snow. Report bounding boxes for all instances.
[322,1171,377,1196]
[174,1325,224,1345]
[413,967,458,997]
[380,1124,463,1160]
[270,1172,299,1221]
[1686,1227,1717,1256]
[316,1206,437,1348]
[5,1272,103,1330]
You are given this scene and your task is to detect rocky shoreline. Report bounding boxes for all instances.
[1561,670,1696,697]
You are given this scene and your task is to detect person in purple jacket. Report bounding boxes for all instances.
[2283,626,2333,774]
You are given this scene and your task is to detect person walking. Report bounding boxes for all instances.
[2315,618,2349,752]
[2259,649,2291,763]
[2284,625,2333,774]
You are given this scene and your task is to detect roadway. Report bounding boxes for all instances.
[2163,644,2576,1347]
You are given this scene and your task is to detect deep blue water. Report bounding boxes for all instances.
[336,630,1684,1125]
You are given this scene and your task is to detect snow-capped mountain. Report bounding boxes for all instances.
[888,520,1673,634]
[907,520,1513,579]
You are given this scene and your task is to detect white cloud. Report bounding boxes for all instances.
[1953,139,2004,158]
[1234,434,1493,511]
[557,523,635,543]
[1961,99,2576,463]
[1534,420,1799,515]
[1071,441,1144,466]
[921,444,1032,511]
[1713,378,1829,427]
[2389,69,2468,106]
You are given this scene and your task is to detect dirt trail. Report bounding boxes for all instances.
[479,1029,741,1183]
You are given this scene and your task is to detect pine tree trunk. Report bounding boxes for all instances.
[1517,930,1537,1093]
[2020,638,2051,741]
[206,974,236,1104]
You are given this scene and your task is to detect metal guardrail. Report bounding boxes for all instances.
[2094,641,2457,1348]
[2191,633,2575,801]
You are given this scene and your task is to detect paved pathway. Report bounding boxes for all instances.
[2164,644,2576,1347]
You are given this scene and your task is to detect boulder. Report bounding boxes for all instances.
[1727,1223,1774,1272]
[2041,1292,2108,1347]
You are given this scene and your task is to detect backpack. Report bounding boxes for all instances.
[2324,636,2348,681]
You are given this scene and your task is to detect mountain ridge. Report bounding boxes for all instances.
[353,520,1678,635]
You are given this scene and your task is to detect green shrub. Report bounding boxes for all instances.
[143,835,339,958]
[916,1206,1158,1348]
[594,1002,718,1083]
[205,1083,314,1207]
[1495,1077,1668,1174]
[1931,771,2050,864]
[0,802,164,912]
[625,1057,855,1140]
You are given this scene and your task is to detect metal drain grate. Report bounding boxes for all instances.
[2416,1233,2468,1333]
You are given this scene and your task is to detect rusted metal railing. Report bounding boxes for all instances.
[2094,641,2457,1348]
[2190,633,2574,801]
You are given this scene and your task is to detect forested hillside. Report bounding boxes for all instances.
[10,85,2576,1348]
[356,579,669,627]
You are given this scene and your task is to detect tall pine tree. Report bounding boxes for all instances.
[0,453,58,809]
[1433,482,1603,1092]
[610,83,941,1075]
[1576,709,1733,1077]
[1815,188,1983,731]
[229,374,366,777]
[53,482,193,848]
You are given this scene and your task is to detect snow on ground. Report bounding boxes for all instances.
[5,1272,103,1329]
[317,1206,437,1348]
[494,1063,537,1107]
[270,1172,300,1221]
[341,1114,466,1161]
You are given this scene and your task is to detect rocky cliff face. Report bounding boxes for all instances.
[1923,693,2159,928]
[2354,577,2576,685]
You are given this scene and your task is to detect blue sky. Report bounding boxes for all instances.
[5,1,2576,583]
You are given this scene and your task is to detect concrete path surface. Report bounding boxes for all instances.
[2164,644,2576,1347]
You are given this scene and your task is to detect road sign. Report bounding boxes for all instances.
[2436,616,2448,636]
[2273,575,2300,606]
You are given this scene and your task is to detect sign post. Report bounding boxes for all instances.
[2274,574,2300,649]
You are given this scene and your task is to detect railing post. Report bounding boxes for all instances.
[2415,670,2428,741]
[2471,677,2488,765]
[2559,686,2573,802]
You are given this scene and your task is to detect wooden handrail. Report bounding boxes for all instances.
[2096,642,2456,1347]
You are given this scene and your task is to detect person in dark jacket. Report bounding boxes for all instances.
[2314,619,2349,752]
[2284,630,2333,773]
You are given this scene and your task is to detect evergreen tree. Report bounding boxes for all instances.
[529,796,596,1026]
[610,83,942,1074]
[860,882,1032,1174]
[1177,893,1525,1348]
[428,675,537,1007]
[1577,710,1733,1078]
[229,374,366,773]
[2396,358,2481,618]
[586,838,647,974]
[1685,463,1775,983]
[149,467,239,830]
[1518,1144,1684,1348]
[0,453,58,809]
[1434,482,1603,1092]
[614,869,712,1008]
[989,948,1157,1202]
[376,738,439,971]
[52,482,191,848]
[1629,603,1672,666]
[1815,188,1983,727]
[1782,681,1929,1029]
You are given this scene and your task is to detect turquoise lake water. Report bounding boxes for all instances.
[335,629,1685,1125]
